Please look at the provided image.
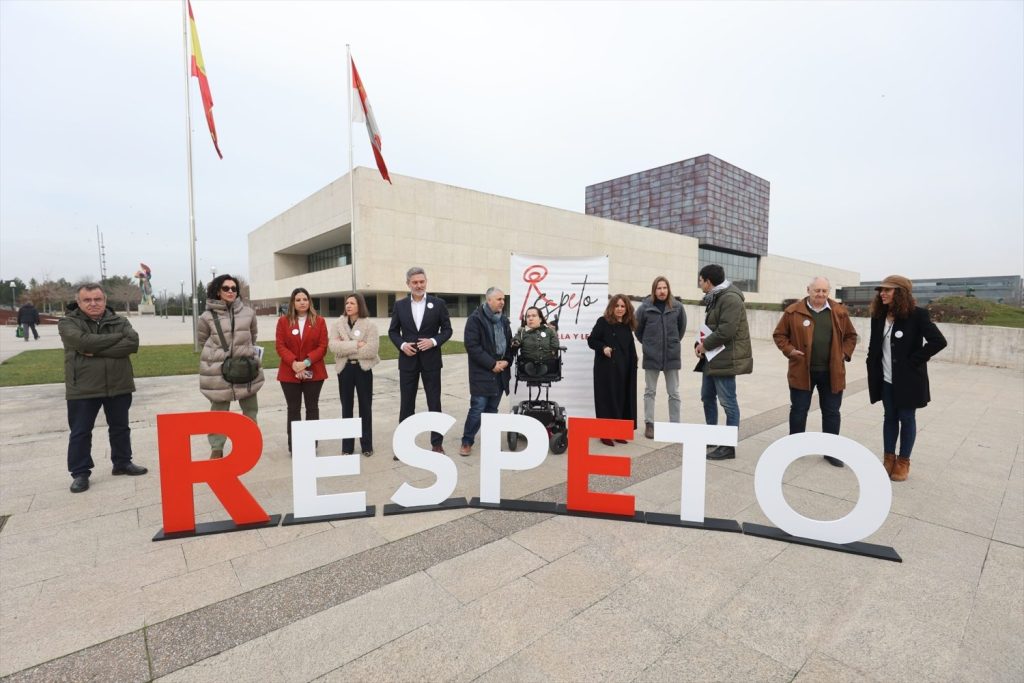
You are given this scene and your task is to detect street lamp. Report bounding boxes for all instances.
[211,266,217,280]
[180,280,185,323]
[161,289,168,318]
[8,281,15,310]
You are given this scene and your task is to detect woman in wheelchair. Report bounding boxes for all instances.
[512,306,560,378]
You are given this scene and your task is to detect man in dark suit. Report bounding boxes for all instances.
[389,267,453,454]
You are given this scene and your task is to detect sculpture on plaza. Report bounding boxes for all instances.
[135,263,154,306]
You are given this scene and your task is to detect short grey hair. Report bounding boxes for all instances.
[406,267,426,282]
[808,276,831,290]
[485,287,504,299]
[76,282,105,296]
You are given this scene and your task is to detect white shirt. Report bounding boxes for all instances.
[297,314,307,338]
[806,298,831,313]
[410,295,426,330]
[405,294,437,350]
[882,319,894,383]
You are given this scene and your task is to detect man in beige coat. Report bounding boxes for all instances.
[772,276,858,467]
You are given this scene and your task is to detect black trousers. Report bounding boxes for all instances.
[280,380,324,451]
[21,323,38,340]
[398,367,443,446]
[338,363,374,453]
[67,394,133,478]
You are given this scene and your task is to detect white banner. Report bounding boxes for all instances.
[508,254,609,418]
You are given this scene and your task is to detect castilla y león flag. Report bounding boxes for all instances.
[351,56,391,183]
[188,0,222,159]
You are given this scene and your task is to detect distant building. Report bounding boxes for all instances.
[586,154,769,292]
[838,275,1023,307]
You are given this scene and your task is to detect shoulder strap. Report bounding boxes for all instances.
[211,312,230,353]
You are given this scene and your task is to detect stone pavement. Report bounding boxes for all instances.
[0,315,1021,681]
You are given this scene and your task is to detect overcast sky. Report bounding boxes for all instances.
[1,0,1021,293]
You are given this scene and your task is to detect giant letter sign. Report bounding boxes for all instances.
[292,418,366,518]
[157,412,269,533]
[479,413,549,504]
[755,433,892,544]
[655,423,737,523]
[390,412,458,507]
[566,417,635,517]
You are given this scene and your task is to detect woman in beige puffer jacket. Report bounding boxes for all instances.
[197,274,265,458]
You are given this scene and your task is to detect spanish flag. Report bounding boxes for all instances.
[188,0,222,159]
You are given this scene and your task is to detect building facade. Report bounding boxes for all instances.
[248,161,858,318]
[586,154,769,292]
[839,275,1023,307]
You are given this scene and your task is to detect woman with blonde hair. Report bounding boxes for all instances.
[329,292,380,457]
[866,275,946,481]
[587,294,638,447]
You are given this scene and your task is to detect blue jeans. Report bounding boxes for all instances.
[789,370,843,435]
[67,394,133,478]
[462,393,502,446]
[881,382,917,458]
[701,374,739,427]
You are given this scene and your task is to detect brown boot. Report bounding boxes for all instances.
[644,422,654,439]
[210,449,224,459]
[890,457,910,482]
[883,453,897,476]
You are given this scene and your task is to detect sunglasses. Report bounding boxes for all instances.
[220,286,238,293]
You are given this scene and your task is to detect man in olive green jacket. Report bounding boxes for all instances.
[58,283,148,493]
[694,264,752,460]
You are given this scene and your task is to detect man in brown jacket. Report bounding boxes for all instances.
[773,277,858,467]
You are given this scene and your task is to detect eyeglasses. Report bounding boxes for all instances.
[220,286,238,293]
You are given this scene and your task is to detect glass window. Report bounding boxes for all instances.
[698,247,759,292]
[307,245,351,274]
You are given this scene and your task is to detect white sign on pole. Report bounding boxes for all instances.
[508,254,609,418]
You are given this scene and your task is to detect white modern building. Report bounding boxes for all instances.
[248,161,859,317]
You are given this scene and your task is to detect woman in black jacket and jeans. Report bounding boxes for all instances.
[866,275,947,482]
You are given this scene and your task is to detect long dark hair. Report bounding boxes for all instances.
[207,274,240,301]
[870,288,916,320]
[603,294,637,330]
[286,287,319,325]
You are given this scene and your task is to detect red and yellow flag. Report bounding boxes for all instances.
[188,0,222,159]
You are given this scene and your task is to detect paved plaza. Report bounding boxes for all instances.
[0,316,1021,681]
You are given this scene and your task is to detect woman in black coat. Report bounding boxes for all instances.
[865,275,947,482]
[588,294,638,447]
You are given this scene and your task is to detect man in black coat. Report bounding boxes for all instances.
[389,267,453,453]
[459,287,513,457]
[17,302,40,341]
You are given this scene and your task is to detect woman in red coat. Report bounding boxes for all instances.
[275,288,329,454]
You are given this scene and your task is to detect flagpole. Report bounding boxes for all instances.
[347,44,357,294]
[183,0,200,352]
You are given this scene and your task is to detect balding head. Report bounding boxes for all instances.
[807,277,831,309]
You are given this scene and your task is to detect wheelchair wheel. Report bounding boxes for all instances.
[549,432,568,455]
[507,430,519,451]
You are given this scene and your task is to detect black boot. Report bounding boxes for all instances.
[707,446,736,460]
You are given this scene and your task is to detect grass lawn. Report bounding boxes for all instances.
[929,296,1024,328]
[0,337,466,388]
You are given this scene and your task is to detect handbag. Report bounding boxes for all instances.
[211,312,260,385]
[15,325,24,338]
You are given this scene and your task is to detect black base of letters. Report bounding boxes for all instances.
[644,512,742,533]
[469,498,559,514]
[741,522,902,562]
[152,514,282,541]
[382,497,468,516]
[282,506,376,526]
[556,504,646,524]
